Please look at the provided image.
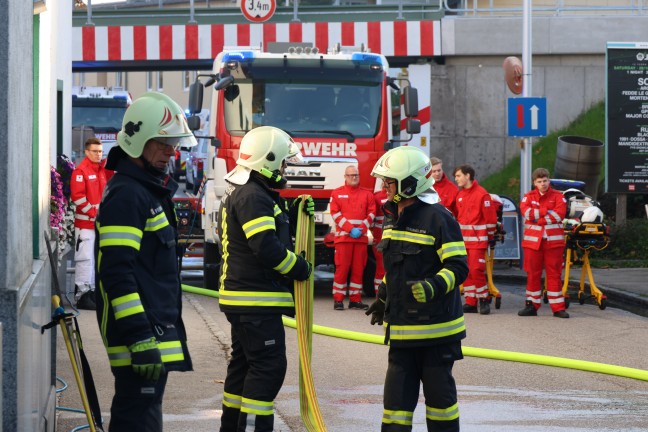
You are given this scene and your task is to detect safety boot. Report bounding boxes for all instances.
[348,301,369,310]
[76,291,96,311]
[462,303,478,313]
[553,310,570,319]
[334,301,344,310]
[518,301,537,316]
[478,298,490,315]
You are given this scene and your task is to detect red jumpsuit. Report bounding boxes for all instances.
[370,189,388,296]
[433,173,459,217]
[521,187,567,312]
[455,180,497,307]
[329,184,376,302]
[70,157,108,290]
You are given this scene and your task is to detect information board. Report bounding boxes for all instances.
[606,42,648,193]
[494,214,521,260]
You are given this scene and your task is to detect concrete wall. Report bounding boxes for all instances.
[1,1,72,430]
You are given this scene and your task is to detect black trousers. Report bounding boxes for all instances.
[109,369,168,432]
[220,314,287,432]
[383,342,462,432]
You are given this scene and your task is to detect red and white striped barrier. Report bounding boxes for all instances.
[72,20,441,62]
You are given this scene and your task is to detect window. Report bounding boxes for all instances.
[157,71,164,92]
[115,72,127,90]
[146,71,153,91]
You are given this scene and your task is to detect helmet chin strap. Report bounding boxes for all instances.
[139,155,167,178]
[259,167,287,189]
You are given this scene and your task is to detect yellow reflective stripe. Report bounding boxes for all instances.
[438,241,467,261]
[111,293,145,320]
[158,341,184,363]
[390,316,465,341]
[438,268,456,294]
[382,409,413,425]
[382,228,393,239]
[389,229,435,246]
[273,203,282,217]
[106,345,131,367]
[145,212,169,232]
[273,250,297,275]
[242,216,276,238]
[241,397,274,416]
[223,392,242,409]
[218,289,295,307]
[426,402,459,421]
[99,225,142,250]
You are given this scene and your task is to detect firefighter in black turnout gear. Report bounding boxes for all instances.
[367,146,468,432]
[217,126,313,432]
[95,92,196,432]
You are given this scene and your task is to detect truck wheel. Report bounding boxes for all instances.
[203,241,221,291]
[362,246,377,298]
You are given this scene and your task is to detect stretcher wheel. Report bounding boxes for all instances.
[495,296,501,309]
[578,292,586,305]
[543,291,548,304]
[599,298,607,310]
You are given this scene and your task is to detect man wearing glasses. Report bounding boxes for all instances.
[329,165,376,310]
[70,137,108,310]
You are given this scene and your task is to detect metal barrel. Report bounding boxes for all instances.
[553,135,604,199]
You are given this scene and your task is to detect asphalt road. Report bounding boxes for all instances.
[56,272,648,432]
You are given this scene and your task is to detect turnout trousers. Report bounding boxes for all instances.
[221,314,287,432]
[109,369,168,432]
[523,242,566,312]
[382,343,461,432]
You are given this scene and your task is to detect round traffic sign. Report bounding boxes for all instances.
[241,0,276,23]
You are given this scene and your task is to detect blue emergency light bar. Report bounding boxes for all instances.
[351,53,386,70]
[222,51,256,63]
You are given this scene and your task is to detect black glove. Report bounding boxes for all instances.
[300,251,313,279]
[293,196,315,217]
[129,337,165,381]
[365,298,385,325]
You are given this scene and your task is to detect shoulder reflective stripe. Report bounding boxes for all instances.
[241,397,274,416]
[158,341,185,363]
[145,212,169,232]
[390,316,465,340]
[438,268,456,294]
[273,204,282,217]
[438,241,467,261]
[223,392,242,409]
[390,230,435,246]
[99,225,143,250]
[242,216,276,238]
[111,293,145,320]
[273,250,297,275]
[382,409,413,426]
[426,402,459,421]
[106,346,131,367]
[218,289,295,307]
[110,293,144,320]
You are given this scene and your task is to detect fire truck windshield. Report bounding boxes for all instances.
[222,81,382,137]
[71,106,127,130]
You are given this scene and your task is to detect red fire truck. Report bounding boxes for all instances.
[188,44,420,291]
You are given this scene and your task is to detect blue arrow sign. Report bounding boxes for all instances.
[507,97,547,137]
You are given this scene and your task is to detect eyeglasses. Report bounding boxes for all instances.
[345,174,360,178]
[87,150,103,154]
[384,180,397,187]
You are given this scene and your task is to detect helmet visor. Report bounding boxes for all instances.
[286,140,304,165]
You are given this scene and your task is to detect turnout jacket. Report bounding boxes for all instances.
[520,187,567,251]
[217,174,310,316]
[95,152,192,373]
[378,199,469,348]
[71,157,108,229]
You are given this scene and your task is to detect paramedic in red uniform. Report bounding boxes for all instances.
[370,186,388,296]
[453,164,497,315]
[329,165,376,310]
[430,157,458,217]
[518,168,569,318]
[70,137,108,310]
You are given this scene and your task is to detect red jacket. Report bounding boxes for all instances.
[521,187,567,250]
[329,184,376,244]
[370,189,388,243]
[455,180,497,250]
[433,173,459,217]
[71,157,108,229]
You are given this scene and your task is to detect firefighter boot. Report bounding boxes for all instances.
[553,310,570,319]
[518,301,537,317]
[462,303,478,313]
[334,301,345,310]
[349,301,369,310]
[478,298,490,315]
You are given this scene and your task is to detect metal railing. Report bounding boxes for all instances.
[443,0,647,16]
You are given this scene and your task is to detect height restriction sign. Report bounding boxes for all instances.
[241,0,276,22]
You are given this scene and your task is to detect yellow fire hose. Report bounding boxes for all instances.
[182,284,648,383]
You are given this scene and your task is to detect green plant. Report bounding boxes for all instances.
[590,219,648,266]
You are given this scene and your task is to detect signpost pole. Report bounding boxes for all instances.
[520,0,533,199]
